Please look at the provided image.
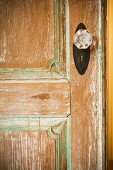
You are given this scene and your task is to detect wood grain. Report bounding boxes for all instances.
[0,0,54,68]
[69,0,105,169]
[0,81,70,115]
[0,130,56,170]
[0,0,106,169]
[0,117,70,170]
[0,0,66,80]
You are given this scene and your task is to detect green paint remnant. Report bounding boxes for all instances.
[55,137,60,170]
[61,124,67,157]
[53,121,66,134]
[0,0,69,80]
[0,68,65,79]
[66,116,71,170]
[47,127,58,139]
[97,0,103,169]
[65,0,70,80]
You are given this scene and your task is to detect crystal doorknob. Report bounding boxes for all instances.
[73,29,92,49]
[73,23,92,75]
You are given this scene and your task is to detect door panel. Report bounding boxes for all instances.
[0,0,67,79]
[0,117,71,170]
[0,131,56,169]
[0,81,70,115]
[0,0,71,169]
[0,0,54,68]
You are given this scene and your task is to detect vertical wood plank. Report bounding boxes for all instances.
[107,0,113,162]
[69,0,105,169]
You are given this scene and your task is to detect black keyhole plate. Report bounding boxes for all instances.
[73,23,90,75]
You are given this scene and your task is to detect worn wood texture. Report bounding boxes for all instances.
[0,0,54,68]
[102,0,107,169]
[69,0,105,169]
[0,0,71,169]
[0,0,106,169]
[0,130,56,170]
[0,0,66,80]
[0,117,70,170]
[0,81,70,115]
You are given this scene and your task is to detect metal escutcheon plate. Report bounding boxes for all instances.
[73,23,91,75]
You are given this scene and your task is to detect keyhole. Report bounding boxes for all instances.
[81,55,84,62]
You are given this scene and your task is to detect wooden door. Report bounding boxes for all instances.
[0,0,106,170]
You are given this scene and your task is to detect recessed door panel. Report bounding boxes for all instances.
[0,81,70,115]
[0,0,67,79]
[0,117,71,170]
[0,0,54,68]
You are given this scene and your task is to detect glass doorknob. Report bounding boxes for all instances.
[73,29,92,49]
[73,23,92,75]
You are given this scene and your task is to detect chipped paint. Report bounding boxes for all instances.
[0,82,70,115]
[65,0,70,80]
[66,116,71,170]
[0,31,7,63]
[97,0,103,169]
[0,0,105,169]
[0,0,68,80]
[0,116,71,169]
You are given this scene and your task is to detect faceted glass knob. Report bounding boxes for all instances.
[73,29,92,49]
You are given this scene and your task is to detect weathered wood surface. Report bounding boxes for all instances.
[0,130,56,170]
[0,0,70,169]
[0,117,70,170]
[69,0,105,169]
[0,81,70,115]
[0,0,54,68]
[0,0,66,80]
[0,0,106,169]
